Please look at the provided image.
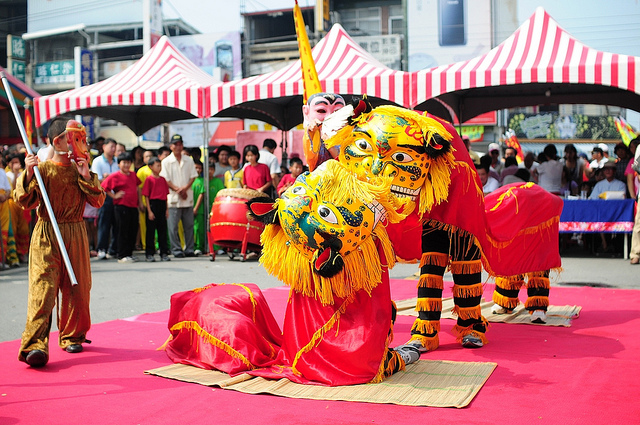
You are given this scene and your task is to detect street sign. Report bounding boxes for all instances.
[34,60,75,85]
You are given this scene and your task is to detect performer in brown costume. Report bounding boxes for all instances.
[15,118,105,367]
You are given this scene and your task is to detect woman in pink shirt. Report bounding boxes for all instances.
[241,145,272,193]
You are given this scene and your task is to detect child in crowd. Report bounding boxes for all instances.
[136,149,156,251]
[223,150,243,188]
[142,157,171,262]
[102,152,142,263]
[241,145,272,193]
[192,161,224,255]
[277,157,304,196]
[15,118,105,367]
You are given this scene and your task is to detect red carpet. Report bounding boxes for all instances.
[2,280,639,424]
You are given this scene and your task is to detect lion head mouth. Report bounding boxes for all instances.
[390,185,420,200]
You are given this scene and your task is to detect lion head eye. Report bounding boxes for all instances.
[317,205,338,224]
[291,186,306,195]
[355,139,373,152]
[391,152,414,163]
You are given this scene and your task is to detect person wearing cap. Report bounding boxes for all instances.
[160,135,199,258]
[487,142,504,177]
[589,146,608,170]
[598,143,610,160]
[589,161,627,200]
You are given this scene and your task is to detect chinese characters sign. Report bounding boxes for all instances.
[34,61,75,85]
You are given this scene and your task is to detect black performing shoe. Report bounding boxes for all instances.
[25,350,48,367]
[65,344,83,353]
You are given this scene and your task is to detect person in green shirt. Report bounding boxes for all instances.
[192,161,224,255]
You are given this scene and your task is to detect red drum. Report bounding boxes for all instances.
[208,188,269,261]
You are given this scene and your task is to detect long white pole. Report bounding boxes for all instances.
[1,72,79,285]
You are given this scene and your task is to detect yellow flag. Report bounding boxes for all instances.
[294,0,322,103]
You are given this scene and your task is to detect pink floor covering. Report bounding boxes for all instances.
[2,280,640,425]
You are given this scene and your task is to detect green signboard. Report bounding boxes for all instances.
[11,60,26,82]
[34,60,75,85]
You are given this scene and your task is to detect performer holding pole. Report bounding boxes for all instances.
[1,72,79,285]
[2,72,106,367]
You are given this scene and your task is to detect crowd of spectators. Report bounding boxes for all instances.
[468,137,640,261]
[0,134,306,268]
[3,132,639,266]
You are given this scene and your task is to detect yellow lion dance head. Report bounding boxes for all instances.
[248,160,406,305]
[323,102,457,216]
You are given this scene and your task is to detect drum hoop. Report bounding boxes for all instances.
[210,222,264,231]
[216,188,269,201]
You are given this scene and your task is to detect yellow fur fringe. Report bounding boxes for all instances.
[157,335,173,351]
[411,318,441,335]
[492,291,520,309]
[527,270,551,278]
[260,160,402,306]
[417,273,444,289]
[408,334,440,351]
[191,283,258,322]
[416,297,443,312]
[316,160,409,224]
[526,277,551,289]
[325,105,457,216]
[452,305,482,320]
[489,182,535,212]
[192,283,217,293]
[483,216,560,250]
[260,224,393,306]
[449,260,483,275]
[290,293,356,376]
[419,252,449,268]
[495,276,525,291]
[453,326,489,345]
[525,296,549,309]
[372,318,397,383]
[452,283,484,298]
[170,321,255,370]
[380,350,404,381]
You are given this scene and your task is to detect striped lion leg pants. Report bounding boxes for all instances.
[493,270,550,313]
[410,225,487,350]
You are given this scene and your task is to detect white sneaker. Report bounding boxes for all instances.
[96,251,107,260]
[394,345,420,365]
[402,338,428,353]
[117,256,135,263]
[461,333,484,348]
[105,253,115,260]
[491,303,513,315]
[194,249,202,256]
[530,310,547,323]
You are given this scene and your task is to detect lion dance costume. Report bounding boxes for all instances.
[165,161,419,386]
[322,102,563,351]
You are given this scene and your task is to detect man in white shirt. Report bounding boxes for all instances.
[589,161,627,199]
[160,134,198,258]
[91,138,119,259]
[258,138,280,196]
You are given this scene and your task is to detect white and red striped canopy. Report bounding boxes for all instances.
[34,36,218,135]
[209,23,411,129]
[413,7,640,122]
